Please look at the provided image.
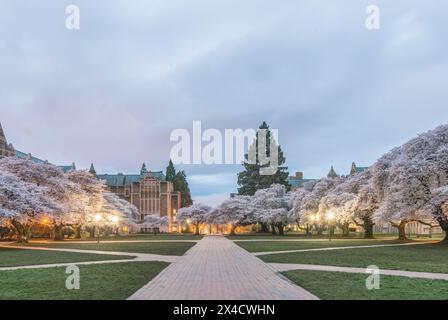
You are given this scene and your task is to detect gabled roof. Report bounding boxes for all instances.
[15,150,75,172]
[15,150,47,164]
[58,165,76,173]
[97,171,166,187]
[327,165,339,179]
[288,178,316,188]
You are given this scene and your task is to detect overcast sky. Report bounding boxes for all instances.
[1,1,447,206]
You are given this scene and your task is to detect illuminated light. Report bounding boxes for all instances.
[310,215,316,222]
[42,218,48,225]
[186,219,192,224]
[326,212,335,221]
[95,214,102,222]
[111,216,119,223]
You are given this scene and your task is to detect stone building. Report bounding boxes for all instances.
[93,163,181,233]
[0,122,15,157]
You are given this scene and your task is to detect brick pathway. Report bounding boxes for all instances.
[270,263,448,281]
[128,236,318,300]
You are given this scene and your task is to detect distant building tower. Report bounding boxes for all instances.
[89,163,97,176]
[327,166,339,179]
[0,122,15,157]
[140,162,148,176]
[350,162,368,176]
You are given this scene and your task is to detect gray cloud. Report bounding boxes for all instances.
[1,0,448,205]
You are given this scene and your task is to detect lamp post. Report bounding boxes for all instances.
[95,214,102,243]
[326,212,335,242]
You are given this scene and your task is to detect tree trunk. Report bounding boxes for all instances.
[329,225,335,237]
[74,225,82,239]
[396,221,408,240]
[316,225,323,236]
[305,224,311,236]
[194,224,200,236]
[89,226,95,238]
[10,219,30,243]
[53,224,64,241]
[278,225,285,236]
[260,223,269,233]
[341,223,350,237]
[434,207,448,242]
[271,224,277,235]
[363,217,375,239]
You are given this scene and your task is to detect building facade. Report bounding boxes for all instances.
[93,163,181,232]
[0,123,15,157]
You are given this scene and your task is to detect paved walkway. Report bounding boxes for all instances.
[269,263,448,281]
[128,236,318,300]
[253,241,435,256]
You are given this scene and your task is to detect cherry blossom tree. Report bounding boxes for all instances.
[319,186,356,237]
[177,202,211,235]
[142,214,169,235]
[253,184,292,235]
[65,170,105,238]
[0,170,58,242]
[289,187,311,234]
[371,124,448,240]
[0,158,74,240]
[324,170,378,238]
[294,178,343,235]
[209,196,255,235]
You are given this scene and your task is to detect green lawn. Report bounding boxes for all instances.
[0,247,134,268]
[228,233,443,241]
[283,270,448,300]
[260,242,448,273]
[86,234,203,241]
[236,239,415,253]
[20,241,196,256]
[0,261,168,300]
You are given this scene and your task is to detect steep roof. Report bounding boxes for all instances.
[15,150,47,164]
[288,178,316,189]
[327,165,339,179]
[0,122,6,143]
[97,171,166,187]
